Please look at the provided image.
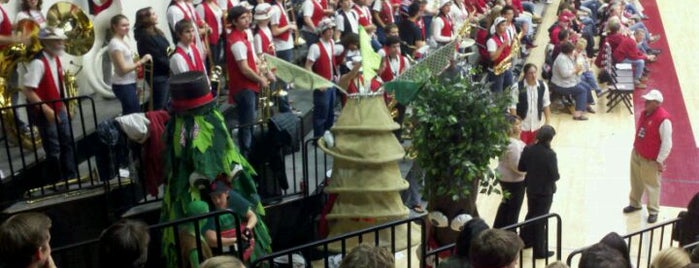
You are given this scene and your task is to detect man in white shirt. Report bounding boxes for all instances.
[335,0,358,40]
[170,20,207,76]
[624,89,672,224]
[22,27,77,182]
[509,63,551,145]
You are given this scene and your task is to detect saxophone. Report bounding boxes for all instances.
[493,31,522,76]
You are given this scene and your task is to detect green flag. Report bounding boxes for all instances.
[359,26,381,89]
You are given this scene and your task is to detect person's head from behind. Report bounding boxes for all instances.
[98,219,150,268]
[341,33,359,51]
[546,261,569,268]
[599,232,631,267]
[505,114,521,138]
[579,243,628,268]
[469,229,524,268]
[691,245,699,263]
[0,212,52,268]
[454,218,490,260]
[339,243,394,268]
[175,19,196,46]
[651,247,691,268]
[536,125,556,146]
[200,255,246,268]
[687,192,699,215]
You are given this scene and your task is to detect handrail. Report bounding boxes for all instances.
[566,217,683,267]
[425,213,563,268]
[250,216,426,268]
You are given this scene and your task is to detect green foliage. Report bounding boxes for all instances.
[412,72,512,201]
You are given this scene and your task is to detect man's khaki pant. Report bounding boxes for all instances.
[629,150,661,214]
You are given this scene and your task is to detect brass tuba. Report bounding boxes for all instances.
[47,2,95,115]
[0,19,41,148]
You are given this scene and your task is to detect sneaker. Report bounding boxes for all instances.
[623,205,642,213]
[647,214,658,223]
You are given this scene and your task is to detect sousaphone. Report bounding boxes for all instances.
[46,2,95,116]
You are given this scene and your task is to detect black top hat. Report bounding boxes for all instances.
[169,71,213,112]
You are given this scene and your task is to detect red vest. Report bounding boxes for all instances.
[273,2,292,41]
[227,0,234,9]
[0,7,11,50]
[309,0,325,28]
[175,44,206,72]
[36,54,65,112]
[634,107,671,161]
[257,28,275,55]
[347,76,382,94]
[379,54,406,82]
[354,5,372,27]
[201,2,221,44]
[312,41,335,80]
[226,29,260,102]
[438,15,453,39]
[489,34,511,65]
[174,2,204,27]
[378,1,394,25]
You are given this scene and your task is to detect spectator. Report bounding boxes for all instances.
[0,212,55,268]
[518,125,558,259]
[98,219,150,268]
[550,41,593,120]
[438,218,489,268]
[673,192,699,246]
[200,256,246,268]
[469,228,524,268]
[651,247,691,268]
[599,232,632,268]
[574,39,603,97]
[398,3,426,58]
[579,243,628,268]
[546,261,569,268]
[339,244,395,268]
[493,115,526,228]
[605,19,654,89]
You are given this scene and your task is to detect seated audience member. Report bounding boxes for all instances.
[200,256,246,268]
[673,192,699,246]
[469,229,524,268]
[438,218,490,268]
[651,247,691,268]
[0,212,55,268]
[574,39,602,97]
[605,19,654,89]
[546,261,569,268]
[578,243,628,268]
[550,41,593,120]
[98,220,151,268]
[339,243,395,268]
[599,232,632,268]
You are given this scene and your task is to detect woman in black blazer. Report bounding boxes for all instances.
[518,125,559,259]
[134,7,172,111]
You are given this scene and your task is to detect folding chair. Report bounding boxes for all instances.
[602,42,635,114]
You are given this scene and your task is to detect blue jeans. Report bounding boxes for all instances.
[275,49,293,113]
[623,58,645,81]
[551,83,588,112]
[581,71,601,93]
[629,22,651,41]
[234,89,257,157]
[32,109,77,182]
[376,26,387,45]
[313,87,336,137]
[112,83,140,115]
[488,69,514,94]
[146,75,169,110]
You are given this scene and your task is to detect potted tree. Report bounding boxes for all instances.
[411,72,512,249]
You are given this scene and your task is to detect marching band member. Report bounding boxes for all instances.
[16,0,46,27]
[335,0,358,40]
[372,0,394,44]
[22,27,77,183]
[430,0,454,47]
[269,0,297,62]
[305,18,342,138]
[486,16,512,94]
[108,14,152,115]
[170,20,207,76]
[379,35,408,139]
[134,7,172,110]
[167,0,208,59]
[253,3,276,57]
[226,6,270,157]
[197,0,225,65]
[301,0,329,47]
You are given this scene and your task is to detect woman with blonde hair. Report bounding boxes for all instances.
[108,14,152,115]
[651,247,691,268]
[493,114,526,228]
[200,256,246,268]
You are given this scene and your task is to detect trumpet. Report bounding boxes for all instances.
[134,53,154,111]
[209,65,223,105]
[64,61,83,117]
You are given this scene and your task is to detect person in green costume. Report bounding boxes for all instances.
[159,71,271,267]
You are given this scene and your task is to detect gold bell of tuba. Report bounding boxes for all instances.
[0,19,42,148]
[209,65,224,104]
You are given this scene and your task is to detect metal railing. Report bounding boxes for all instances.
[425,213,563,268]
[566,218,683,268]
[52,209,245,268]
[250,217,426,268]
[0,96,99,210]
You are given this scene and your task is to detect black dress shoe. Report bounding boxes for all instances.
[534,251,555,259]
[623,205,642,213]
[647,214,658,223]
